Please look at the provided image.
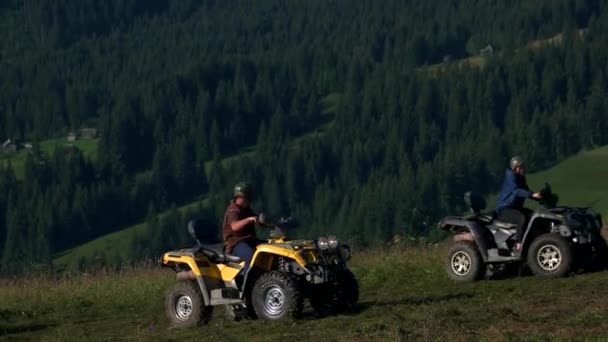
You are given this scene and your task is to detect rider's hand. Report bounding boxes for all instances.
[248,216,258,224]
[531,192,542,199]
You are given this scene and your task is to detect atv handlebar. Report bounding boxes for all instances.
[258,213,297,228]
[257,213,298,239]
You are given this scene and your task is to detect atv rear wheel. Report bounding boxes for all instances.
[446,242,485,282]
[252,271,303,320]
[309,269,359,316]
[527,233,573,277]
[165,280,212,327]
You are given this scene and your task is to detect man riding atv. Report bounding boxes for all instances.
[495,156,542,253]
[223,182,260,275]
[161,182,359,325]
[439,156,607,282]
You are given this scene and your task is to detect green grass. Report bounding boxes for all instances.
[4,245,608,341]
[0,138,98,178]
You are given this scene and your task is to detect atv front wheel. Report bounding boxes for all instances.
[252,271,303,320]
[589,231,608,271]
[527,233,573,277]
[446,242,485,282]
[309,269,359,316]
[165,280,212,327]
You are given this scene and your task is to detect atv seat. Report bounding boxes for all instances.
[199,243,243,264]
[466,213,517,230]
[492,220,517,230]
[463,211,495,223]
[462,192,519,230]
[477,212,495,223]
[188,219,243,264]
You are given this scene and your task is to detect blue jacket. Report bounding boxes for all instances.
[496,169,532,209]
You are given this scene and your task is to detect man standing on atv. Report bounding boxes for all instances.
[223,182,259,274]
[496,156,542,252]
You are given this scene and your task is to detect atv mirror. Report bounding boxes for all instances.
[541,183,552,196]
[538,182,559,209]
[258,213,269,225]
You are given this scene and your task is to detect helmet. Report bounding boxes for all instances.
[510,156,524,170]
[233,182,253,199]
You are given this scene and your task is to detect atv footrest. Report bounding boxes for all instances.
[487,248,520,262]
[210,297,244,305]
[210,288,243,305]
[211,288,240,300]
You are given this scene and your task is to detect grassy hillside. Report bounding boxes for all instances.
[4,245,608,341]
[423,29,586,76]
[527,146,608,216]
[0,138,98,178]
[53,199,209,267]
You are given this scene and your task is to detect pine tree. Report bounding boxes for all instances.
[2,195,30,271]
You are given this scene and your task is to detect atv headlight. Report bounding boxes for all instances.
[328,235,339,249]
[317,236,329,250]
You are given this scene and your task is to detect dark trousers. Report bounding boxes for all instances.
[232,239,261,275]
[496,207,533,241]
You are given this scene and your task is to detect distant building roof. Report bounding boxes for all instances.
[479,44,494,55]
[78,128,98,138]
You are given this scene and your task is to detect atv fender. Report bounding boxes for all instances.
[439,217,495,262]
[521,215,558,249]
[162,253,214,306]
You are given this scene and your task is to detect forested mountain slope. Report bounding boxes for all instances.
[1,0,608,271]
[55,145,608,269]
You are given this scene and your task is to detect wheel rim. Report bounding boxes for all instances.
[451,251,472,276]
[537,244,562,271]
[175,295,193,321]
[264,285,285,317]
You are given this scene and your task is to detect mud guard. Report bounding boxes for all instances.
[196,276,211,306]
[439,217,496,262]
[521,215,553,249]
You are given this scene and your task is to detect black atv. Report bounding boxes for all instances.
[439,184,607,282]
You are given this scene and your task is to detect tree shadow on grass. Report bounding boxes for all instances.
[0,323,52,336]
[295,292,476,320]
[355,292,475,313]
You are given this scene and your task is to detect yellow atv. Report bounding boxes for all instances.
[161,215,358,327]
